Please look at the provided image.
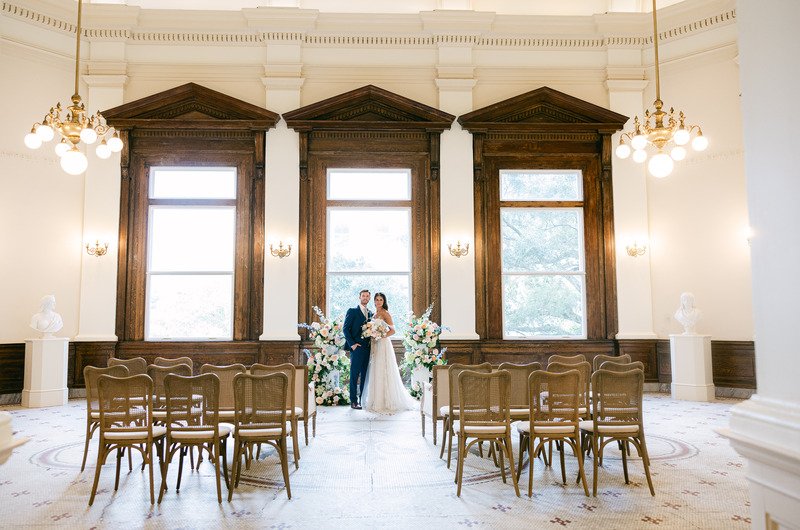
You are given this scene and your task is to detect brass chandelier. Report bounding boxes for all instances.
[615,0,707,178]
[23,0,122,175]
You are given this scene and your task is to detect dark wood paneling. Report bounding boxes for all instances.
[618,339,658,382]
[654,339,756,389]
[441,339,618,367]
[0,344,25,394]
[656,340,672,384]
[72,342,116,387]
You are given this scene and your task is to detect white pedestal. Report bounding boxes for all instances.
[669,334,714,402]
[22,338,69,408]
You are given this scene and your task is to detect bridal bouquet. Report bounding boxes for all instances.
[400,303,448,379]
[298,306,347,350]
[361,318,390,340]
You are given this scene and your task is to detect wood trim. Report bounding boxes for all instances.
[0,343,25,394]
[654,339,756,389]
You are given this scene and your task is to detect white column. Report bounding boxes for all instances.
[261,73,303,340]
[74,74,127,342]
[436,78,479,340]
[725,1,800,528]
[606,79,657,340]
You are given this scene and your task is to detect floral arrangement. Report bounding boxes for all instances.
[298,306,347,350]
[408,380,423,400]
[299,306,350,406]
[361,318,390,340]
[399,303,448,380]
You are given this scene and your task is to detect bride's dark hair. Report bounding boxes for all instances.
[374,292,388,310]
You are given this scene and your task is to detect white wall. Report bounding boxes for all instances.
[0,0,751,343]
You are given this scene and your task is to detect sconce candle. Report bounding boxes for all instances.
[270,241,292,259]
[626,241,647,257]
[86,240,109,257]
[448,241,469,258]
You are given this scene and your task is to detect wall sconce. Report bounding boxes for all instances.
[86,240,109,257]
[625,241,647,257]
[270,241,292,259]
[448,241,469,258]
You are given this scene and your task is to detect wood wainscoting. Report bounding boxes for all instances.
[0,338,755,396]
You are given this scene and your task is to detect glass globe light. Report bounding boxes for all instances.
[80,127,98,144]
[615,143,631,159]
[55,140,70,157]
[61,148,88,175]
[692,134,708,151]
[673,128,690,146]
[670,146,686,161]
[96,140,111,159]
[107,134,123,152]
[24,130,42,149]
[36,124,55,142]
[648,151,674,178]
[631,134,647,151]
[632,149,647,163]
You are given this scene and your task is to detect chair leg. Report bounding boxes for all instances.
[312,413,316,438]
[291,416,300,469]
[456,435,465,497]
[439,416,449,459]
[80,421,93,472]
[501,436,520,497]
[228,442,240,502]
[528,438,536,498]
[221,438,230,490]
[621,438,630,484]
[148,443,156,505]
[177,446,186,491]
[280,437,292,500]
[114,447,123,491]
[446,423,454,469]
[559,439,567,484]
[516,435,527,482]
[421,412,426,438]
[574,437,589,497]
[88,442,107,506]
[304,418,309,446]
[497,441,507,483]
[639,436,655,496]
[214,439,223,504]
[591,433,599,497]
[433,419,438,446]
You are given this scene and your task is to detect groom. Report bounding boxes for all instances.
[343,289,372,410]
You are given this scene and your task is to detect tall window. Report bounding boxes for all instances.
[326,169,412,317]
[500,170,586,339]
[145,167,236,340]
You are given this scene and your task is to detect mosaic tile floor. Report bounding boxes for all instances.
[0,393,751,529]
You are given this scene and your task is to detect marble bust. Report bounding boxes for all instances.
[674,292,702,335]
[29,295,63,337]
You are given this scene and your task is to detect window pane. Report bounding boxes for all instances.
[501,209,583,273]
[147,275,233,339]
[503,274,584,338]
[500,170,582,201]
[328,209,411,272]
[150,167,236,199]
[149,207,235,272]
[327,274,411,320]
[328,169,411,200]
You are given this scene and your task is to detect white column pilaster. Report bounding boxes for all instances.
[74,73,127,342]
[437,78,478,340]
[260,71,303,340]
[606,79,657,340]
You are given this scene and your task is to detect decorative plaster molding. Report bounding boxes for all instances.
[2,2,76,35]
[0,150,58,165]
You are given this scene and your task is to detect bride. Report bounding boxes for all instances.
[361,293,418,414]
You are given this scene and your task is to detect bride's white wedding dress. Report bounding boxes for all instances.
[362,323,418,414]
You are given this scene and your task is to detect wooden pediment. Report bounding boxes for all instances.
[283,85,455,132]
[458,87,627,134]
[103,83,279,131]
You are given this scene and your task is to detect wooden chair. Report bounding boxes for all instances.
[199,363,247,423]
[517,370,589,497]
[294,365,316,445]
[592,353,631,372]
[88,374,166,505]
[154,356,194,373]
[599,360,645,373]
[81,365,129,472]
[147,364,193,425]
[454,370,520,497]
[440,362,492,468]
[547,354,586,366]
[107,357,147,376]
[498,362,542,422]
[548,361,591,419]
[159,373,231,504]
[229,373,292,501]
[250,363,301,468]
[421,364,449,445]
[579,369,655,496]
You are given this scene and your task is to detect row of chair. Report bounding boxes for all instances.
[426,359,653,497]
[83,358,316,505]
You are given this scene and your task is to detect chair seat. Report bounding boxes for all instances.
[517,421,577,435]
[218,409,235,420]
[289,407,303,417]
[104,425,167,441]
[169,424,232,441]
[440,406,460,417]
[579,420,639,434]
[452,421,508,435]
[509,408,529,418]
[237,427,285,439]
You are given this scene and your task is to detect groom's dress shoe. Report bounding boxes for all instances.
[351,403,362,410]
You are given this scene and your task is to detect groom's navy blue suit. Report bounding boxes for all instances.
[343,305,371,405]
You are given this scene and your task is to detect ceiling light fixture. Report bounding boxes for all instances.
[614,0,707,178]
[23,0,122,175]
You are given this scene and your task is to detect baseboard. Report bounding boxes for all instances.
[657,383,755,399]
